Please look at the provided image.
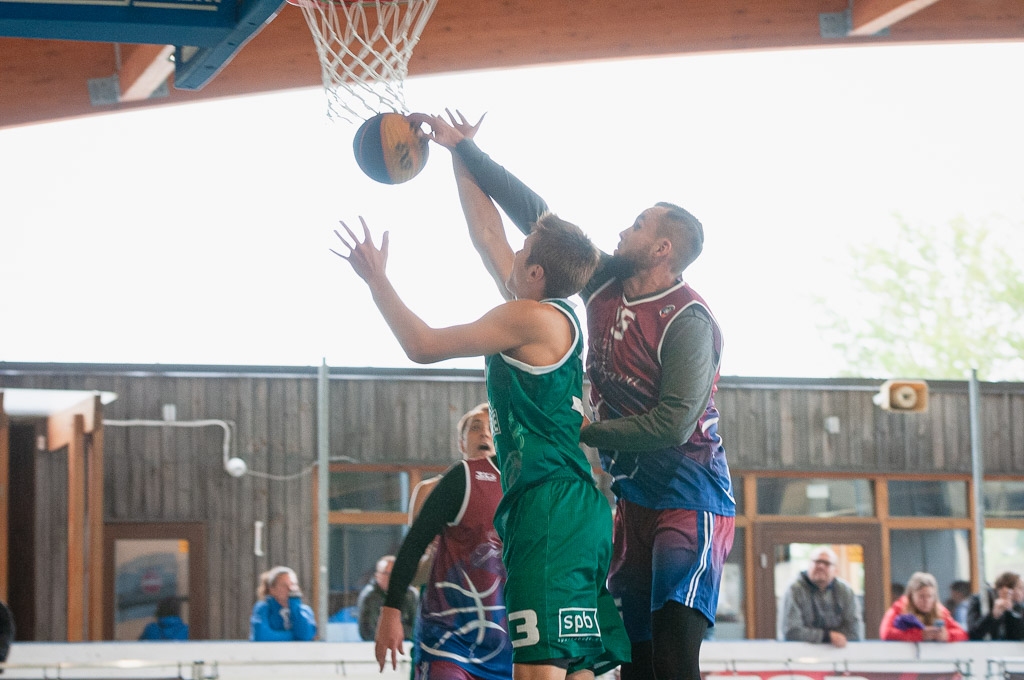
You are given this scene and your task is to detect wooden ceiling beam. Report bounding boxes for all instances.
[849,0,946,36]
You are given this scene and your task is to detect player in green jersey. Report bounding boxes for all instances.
[333,132,629,678]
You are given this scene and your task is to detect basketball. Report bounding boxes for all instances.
[352,113,430,184]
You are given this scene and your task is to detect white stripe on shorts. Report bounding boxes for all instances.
[684,511,714,608]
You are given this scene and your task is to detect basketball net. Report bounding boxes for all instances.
[294,0,438,123]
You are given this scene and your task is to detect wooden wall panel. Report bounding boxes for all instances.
[1012,394,1024,473]
[139,377,163,517]
[88,411,105,640]
[987,391,1012,472]
[224,377,252,640]
[35,447,69,641]
[725,388,781,470]
[265,377,287,573]
[777,391,795,467]
[851,391,876,469]
[761,389,783,468]
[950,389,969,465]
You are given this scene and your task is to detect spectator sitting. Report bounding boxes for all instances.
[779,547,862,647]
[880,571,967,642]
[357,555,417,641]
[945,580,971,628]
[967,570,1024,641]
[249,566,317,641]
[139,597,188,640]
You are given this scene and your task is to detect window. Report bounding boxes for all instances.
[113,538,190,641]
[757,477,874,517]
[983,528,1024,583]
[985,480,1024,519]
[322,462,447,639]
[889,529,970,598]
[888,480,968,517]
[327,525,408,620]
[329,469,410,512]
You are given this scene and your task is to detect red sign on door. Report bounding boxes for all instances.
[140,568,163,594]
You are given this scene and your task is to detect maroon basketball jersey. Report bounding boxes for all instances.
[585,278,733,514]
[417,456,510,677]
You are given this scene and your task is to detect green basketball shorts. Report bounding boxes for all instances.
[500,476,630,672]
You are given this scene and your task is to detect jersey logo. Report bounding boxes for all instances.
[558,607,600,638]
[572,396,585,417]
[611,306,636,340]
[475,470,498,482]
[659,304,676,317]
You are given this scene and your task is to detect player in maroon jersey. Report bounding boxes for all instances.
[375,404,512,680]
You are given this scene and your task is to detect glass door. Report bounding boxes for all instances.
[104,522,207,640]
[753,522,883,639]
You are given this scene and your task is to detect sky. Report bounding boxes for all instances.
[2,41,1023,378]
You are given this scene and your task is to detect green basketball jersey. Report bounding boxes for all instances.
[485,298,593,535]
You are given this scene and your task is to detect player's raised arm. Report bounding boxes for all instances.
[438,111,550,237]
[332,218,555,363]
[453,158,516,300]
[411,112,514,299]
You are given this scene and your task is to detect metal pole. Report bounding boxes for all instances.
[969,368,988,610]
[317,359,331,638]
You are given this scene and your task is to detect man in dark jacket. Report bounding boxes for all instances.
[967,571,1024,641]
[357,555,417,642]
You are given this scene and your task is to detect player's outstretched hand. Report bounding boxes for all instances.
[445,108,484,139]
[374,607,406,672]
[408,110,485,149]
[410,113,462,149]
[331,217,389,286]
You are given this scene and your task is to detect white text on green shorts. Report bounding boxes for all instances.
[559,608,600,638]
[508,610,540,647]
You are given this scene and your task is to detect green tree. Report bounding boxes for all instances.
[815,215,1024,380]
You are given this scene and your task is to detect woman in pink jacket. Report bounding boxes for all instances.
[880,571,968,642]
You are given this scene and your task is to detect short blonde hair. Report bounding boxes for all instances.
[457,403,489,443]
[527,213,600,299]
[258,566,296,599]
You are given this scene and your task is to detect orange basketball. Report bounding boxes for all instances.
[352,113,430,184]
